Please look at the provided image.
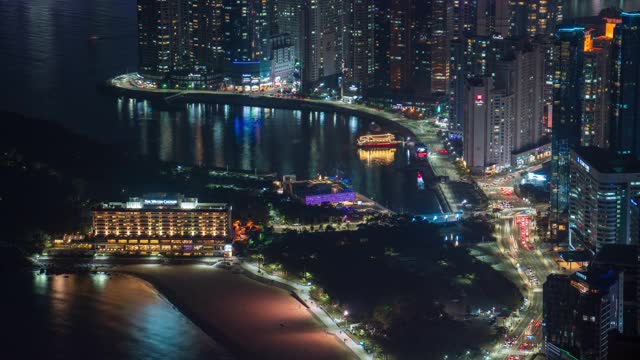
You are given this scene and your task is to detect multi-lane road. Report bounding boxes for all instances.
[488,211,558,360]
[398,118,558,359]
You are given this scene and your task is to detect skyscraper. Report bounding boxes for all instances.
[476,0,509,37]
[137,0,224,84]
[569,147,640,250]
[463,76,515,174]
[609,12,640,158]
[301,0,344,90]
[510,42,545,152]
[429,0,451,94]
[188,0,224,74]
[345,0,375,88]
[544,270,623,360]
[372,0,391,90]
[389,0,413,91]
[582,29,612,148]
[550,26,585,241]
[137,0,181,79]
[412,0,432,96]
[274,0,303,59]
[451,0,477,41]
[223,0,270,63]
[509,0,562,38]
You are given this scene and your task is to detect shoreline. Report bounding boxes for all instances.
[111,264,358,360]
[104,76,453,214]
[114,269,245,359]
[103,76,415,141]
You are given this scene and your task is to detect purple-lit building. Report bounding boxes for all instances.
[284,178,356,205]
[304,191,356,206]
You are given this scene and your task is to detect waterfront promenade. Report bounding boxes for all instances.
[240,262,372,360]
[107,74,479,216]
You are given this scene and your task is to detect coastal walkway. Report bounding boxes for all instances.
[240,262,372,360]
[108,74,481,216]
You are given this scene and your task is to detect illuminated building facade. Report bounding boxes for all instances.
[284,179,356,205]
[543,270,623,360]
[223,0,272,83]
[270,33,295,84]
[274,0,302,59]
[92,194,232,256]
[609,12,640,159]
[509,0,562,38]
[429,0,451,94]
[137,0,224,84]
[301,0,344,90]
[569,147,640,251]
[452,0,477,41]
[550,26,585,240]
[508,43,545,153]
[137,0,181,79]
[412,0,431,96]
[389,0,413,91]
[463,77,515,174]
[345,0,375,88]
[582,28,612,148]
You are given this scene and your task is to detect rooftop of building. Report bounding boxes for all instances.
[573,146,640,174]
[571,268,620,292]
[94,193,229,211]
[591,244,638,268]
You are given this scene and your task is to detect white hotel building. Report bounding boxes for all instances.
[92,194,232,256]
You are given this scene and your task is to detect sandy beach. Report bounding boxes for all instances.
[115,264,355,360]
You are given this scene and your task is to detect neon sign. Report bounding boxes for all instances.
[144,199,178,206]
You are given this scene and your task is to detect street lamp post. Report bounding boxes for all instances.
[343,310,349,330]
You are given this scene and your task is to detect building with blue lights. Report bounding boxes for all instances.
[550,26,585,241]
[568,147,640,251]
[609,12,640,159]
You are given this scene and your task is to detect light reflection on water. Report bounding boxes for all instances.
[1,273,232,360]
[111,100,440,213]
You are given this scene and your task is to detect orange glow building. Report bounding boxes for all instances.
[92,193,232,256]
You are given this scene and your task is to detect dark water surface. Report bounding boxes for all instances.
[0,0,440,214]
[2,1,640,359]
[1,272,232,359]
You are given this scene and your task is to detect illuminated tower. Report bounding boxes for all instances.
[345,0,375,87]
[275,0,303,59]
[582,28,613,148]
[550,26,585,240]
[137,0,181,79]
[137,0,224,82]
[610,12,640,158]
[389,0,413,90]
[188,0,224,74]
[429,0,451,94]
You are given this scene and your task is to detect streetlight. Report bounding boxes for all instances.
[343,310,350,330]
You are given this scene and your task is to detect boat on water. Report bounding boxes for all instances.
[356,133,402,148]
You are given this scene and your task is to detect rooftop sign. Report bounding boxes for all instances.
[144,199,178,206]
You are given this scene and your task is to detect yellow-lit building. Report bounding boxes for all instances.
[92,194,232,256]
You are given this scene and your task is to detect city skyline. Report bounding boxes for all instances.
[2,1,640,359]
